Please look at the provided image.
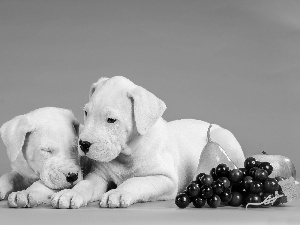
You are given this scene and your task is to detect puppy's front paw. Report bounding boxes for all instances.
[51,189,86,209]
[100,189,133,208]
[7,190,44,208]
[0,185,12,200]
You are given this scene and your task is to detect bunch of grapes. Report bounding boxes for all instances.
[175,157,287,209]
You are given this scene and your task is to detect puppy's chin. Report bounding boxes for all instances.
[40,174,74,190]
[88,144,121,162]
[40,161,82,190]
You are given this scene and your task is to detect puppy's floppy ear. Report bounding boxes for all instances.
[128,86,166,135]
[0,115,34,162]
[89,77,109,99]
[61,109,82,136]
[72,119,81,136]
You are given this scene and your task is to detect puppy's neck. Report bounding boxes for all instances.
[122,118,166,156]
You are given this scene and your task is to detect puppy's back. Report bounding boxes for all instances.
[167,119,212,192]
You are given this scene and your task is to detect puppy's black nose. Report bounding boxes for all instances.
[79,139,91,154]
[66,172,78,183]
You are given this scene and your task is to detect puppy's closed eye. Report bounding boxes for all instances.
[107,118,117,124]
[41,148,53,154]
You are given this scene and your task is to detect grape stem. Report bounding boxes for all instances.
[246,192,283,209]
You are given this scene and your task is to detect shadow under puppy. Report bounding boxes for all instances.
[51,76,246,209]
[0,107,83,208]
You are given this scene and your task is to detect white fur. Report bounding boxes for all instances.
[0,107,82,208]
[51,76,245,209]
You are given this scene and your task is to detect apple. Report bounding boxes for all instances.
[251,152,296,179]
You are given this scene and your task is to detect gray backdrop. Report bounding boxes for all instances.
[0,0,299,175]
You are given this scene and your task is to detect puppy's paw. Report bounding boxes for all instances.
[100,189,133,208]
[0,186,12,200]
[51,189,86,209]
[7,190,46,208]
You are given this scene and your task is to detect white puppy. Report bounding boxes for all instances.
[0,107,82,208]
[51,76,245,209]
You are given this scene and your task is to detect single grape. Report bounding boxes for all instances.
[255,161,261,168]
[187,183,200,198]
[200,185,214,199]
[248,167,259,178]
[239,168,248,177]
[229,192,243,207]
[242,176,253,191]
[218,177,231,189]
[175,193,190,208]
[192,197,206,208]
[246,193,261,208]
[195,173,206,184]
[259,162,273,175]
[249,181,263,193]
[241,190,248,206]
[244,157,257,170]
[201,174,214,186]
[220,188,232,203]
[231,181,244,192]
[212,180,224,195]
[228,169,244,183]
[216,164,229,178]
[264,178,279,192]
[272,197,283,206]
[207,194,221,208]
[254,169,269,182]
[210,168,218,180]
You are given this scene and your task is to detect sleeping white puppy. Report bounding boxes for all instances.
[0,107,82,208]
[51,76,245,209]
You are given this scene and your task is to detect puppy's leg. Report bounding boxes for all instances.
[8,180,55,208]
[0,171,31,200]
[210,126,245,168]
[100,175,176,208]
[51,172,108,209]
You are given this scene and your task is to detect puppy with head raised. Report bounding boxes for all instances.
[51,76,245,208]
[0,107,82,207]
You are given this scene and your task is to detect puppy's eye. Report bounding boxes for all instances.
[41,148,52,153]
[84,111,88,117]
[107,118,117,123]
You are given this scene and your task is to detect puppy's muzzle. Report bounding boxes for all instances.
[79,139,91,154]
